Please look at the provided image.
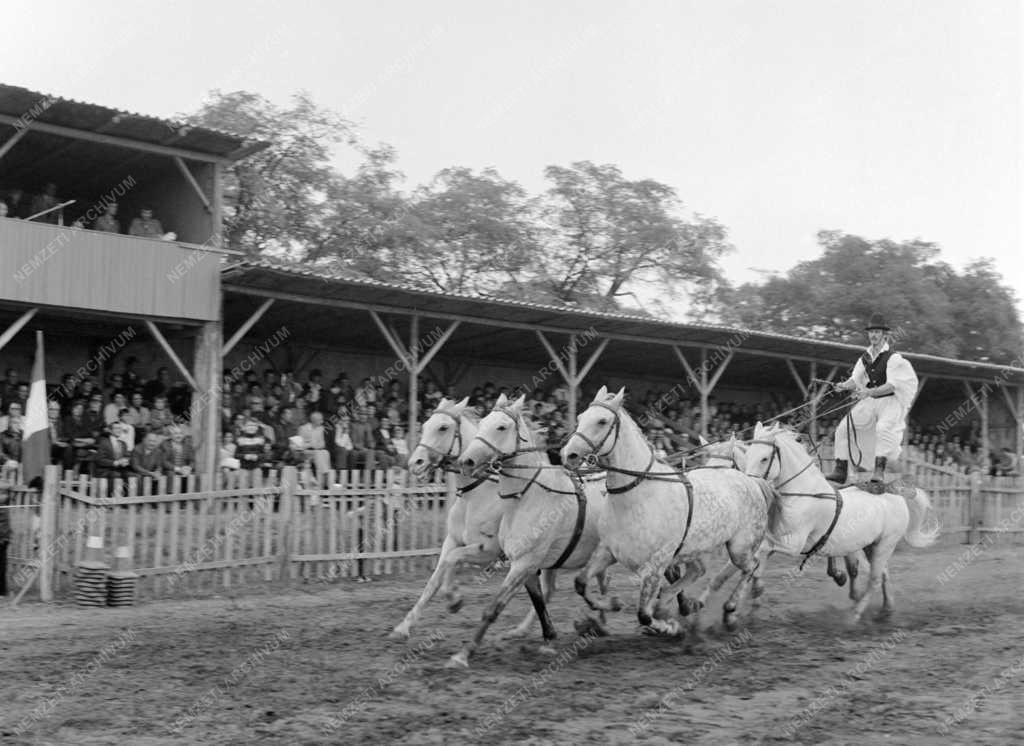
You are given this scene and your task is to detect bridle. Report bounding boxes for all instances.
[749,437,818,493]
[566,401,622,466]
[470,407,533,467]
[414,410,491,497]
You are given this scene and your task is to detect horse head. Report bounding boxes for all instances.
[408,397,470,480]
[459,393,528,476]
[561,385,626,469]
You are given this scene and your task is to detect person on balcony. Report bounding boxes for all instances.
[30,182,61,223]
[93,201,121,233]
[129,206,164,238]
[825,313,918,493]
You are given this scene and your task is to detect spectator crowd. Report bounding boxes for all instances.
[3,184,173,239]
[0,359,1019,484]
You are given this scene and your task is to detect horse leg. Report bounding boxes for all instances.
[850,541,897,623]
[659,559,705,619]
[574,543,622,612]
[447,560,535,668]
[827,556,847,587]
[390,535,466,639]
[722,539,761,631]
[845,553,861,602]
[639,567,680,635]
[501,568,555,639]
[523,571,558,653]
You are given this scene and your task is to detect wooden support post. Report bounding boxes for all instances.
[699,348,709,438]
[808,361,817,443]
[174,156,213,213]
[222,298,274,357]
[980,386,990,476]
[144,320,198,390]
[1017,387,1024,472]
[0,307,38,353]
[193,320,222,482]
[0,126,29,162]
[211,162,224,248]
[278,466,297,580]
[567,335,578,427]
[968,470,982,544]
[38,464,59,602]
[408,315,420,447]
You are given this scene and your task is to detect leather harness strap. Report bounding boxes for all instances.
[669,473,696,561]
[799,485,843,570]
[549,474,588,570]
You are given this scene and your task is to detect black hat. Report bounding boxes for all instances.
[865,313,891,331]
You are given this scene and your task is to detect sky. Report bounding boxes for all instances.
[5,0,1022,308]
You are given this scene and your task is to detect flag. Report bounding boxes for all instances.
[22,330,49,488]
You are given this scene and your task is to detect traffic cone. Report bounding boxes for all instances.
[106,546,138,607]
[75,535,109,607]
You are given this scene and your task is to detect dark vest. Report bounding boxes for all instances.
[861,349,894,391]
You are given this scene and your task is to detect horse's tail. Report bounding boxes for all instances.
[903,488,941,548]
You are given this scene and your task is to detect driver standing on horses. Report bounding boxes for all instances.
[825,313,918,494]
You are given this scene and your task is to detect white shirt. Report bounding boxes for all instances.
[849,342,918,410]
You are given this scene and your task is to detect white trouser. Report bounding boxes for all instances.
[834,395,906,464]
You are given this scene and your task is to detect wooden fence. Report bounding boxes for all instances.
[2,457,1021,604]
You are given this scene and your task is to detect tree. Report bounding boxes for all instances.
[357,167,539,295]
[721,231,1023,363]
[185,90,360,255]
[528,162,732,311]
[940,259,1024,364]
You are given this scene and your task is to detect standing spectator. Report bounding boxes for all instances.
[392,424,410,465]
[219,431,240,473]
[304,369,326,413]
[128,206,164,238]
[298,411,332,476]
[93,201,121,233]
[144,367,171,404]
[111,408,136,453]
[30,182,61,223]
[63,400,96,472]
[235,420,266,470]
[127,391,150,432]
[48,401,72,470]
[273,406,299,458]
[349,407,377,470]
[5,188,30,219]
[84,395,106,437]
[0,369,19,407]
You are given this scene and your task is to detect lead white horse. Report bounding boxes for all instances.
[390,398,551,640]
[743,422,940,622]
[452,394,609,668]
[562,387,772,634]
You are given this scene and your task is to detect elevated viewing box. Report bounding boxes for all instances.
[0,83,267,322]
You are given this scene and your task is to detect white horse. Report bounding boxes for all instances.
[390,398,551,640]
[743,422,940,622]
[562,387,772,634]
[451,394,609,668]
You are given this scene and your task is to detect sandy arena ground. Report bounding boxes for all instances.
[1,540,1022,745]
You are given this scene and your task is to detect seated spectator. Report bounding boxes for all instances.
[128,206,164,238]
[373,416,399,469]
[148,395,175,436]
[131,432,168,479]
[392,425,410,464]
[48,401,72,470]
[93,201,121,233]
[0,416,22,468]
[144,367,171,404]
[104,392,127,425]
[84,394,105,436]
[95,425,131,480]
[350,407,377,470]
[127,391,149,431]
[994,447,1019,476]
[63,400,97,471]
[111,408,136,453]
[30,182,61,223]
[333,412,357,470]
[0,401,23,433]
[298,411,332,475]
[220,432,240,477]
[161,424,194,478]
[272,406,299,457]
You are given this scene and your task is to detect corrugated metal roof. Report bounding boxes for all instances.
[221,259,1024,384]
[0,83,269,160]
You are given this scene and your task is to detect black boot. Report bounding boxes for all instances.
[825,458,848,484]
[866,457,886,494]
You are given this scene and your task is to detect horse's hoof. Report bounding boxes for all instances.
[832,572,848,587]
[445,653,470,669]
[387,627,410,641]
[447,598,464,614]
[723,614,739,632]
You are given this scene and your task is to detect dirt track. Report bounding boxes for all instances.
[2,540,1022,746]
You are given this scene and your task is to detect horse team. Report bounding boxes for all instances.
[391,387,940,668]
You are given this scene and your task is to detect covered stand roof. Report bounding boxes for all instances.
[221,261,1024,398]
